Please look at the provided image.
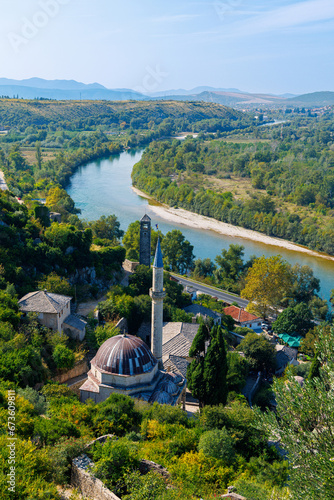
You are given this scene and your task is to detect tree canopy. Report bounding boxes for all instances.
[187,324,228,406]
[257,327,334,499]
[241,255,293,318]
[239,332,276,373]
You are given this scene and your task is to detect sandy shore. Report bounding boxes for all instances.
[131,186,334,262]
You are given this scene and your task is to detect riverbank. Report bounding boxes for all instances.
[132,186,334,263]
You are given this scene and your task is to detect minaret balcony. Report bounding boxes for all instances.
[149,289,166,299]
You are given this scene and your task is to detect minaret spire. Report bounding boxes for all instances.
[150,238,165,368]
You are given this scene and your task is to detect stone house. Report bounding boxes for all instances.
[183,303,222,325]
[19,290,86,340]
[275,344,299,376]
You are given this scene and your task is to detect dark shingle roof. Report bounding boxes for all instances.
[184,304,221,319]
[19,290,71,314]
[163,355,189,379]
[63,314,87,331]
[162,322,199,358]
[140,214,151,222]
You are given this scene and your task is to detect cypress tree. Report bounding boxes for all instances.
[187,325,228,406]
[203,325,228,405]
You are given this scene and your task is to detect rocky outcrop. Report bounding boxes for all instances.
[72,454,121,500]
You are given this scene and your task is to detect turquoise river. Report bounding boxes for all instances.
[66,150,334,302]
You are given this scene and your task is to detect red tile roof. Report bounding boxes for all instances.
[224,306,260,323]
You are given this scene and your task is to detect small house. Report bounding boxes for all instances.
[183,303,222,325]
[19,290,86,341]
[223,305,262,331]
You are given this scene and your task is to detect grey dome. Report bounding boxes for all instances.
[95,334,157,375]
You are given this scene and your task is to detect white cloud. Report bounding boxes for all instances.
[220,0,334,37]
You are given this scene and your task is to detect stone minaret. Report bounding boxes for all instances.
[150,238,165,367]
[139,214,151,267]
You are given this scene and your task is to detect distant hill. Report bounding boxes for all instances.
[1,78,332,108]
[0,77,106,90]
[0,99,242,128]
[0,78,146,101]
[287,91,334,106]
[148,86,243,97]
[151,90,289,107]
[0,85,146,101]
[152,90,334,108]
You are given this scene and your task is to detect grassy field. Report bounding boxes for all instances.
[21,147,58,163]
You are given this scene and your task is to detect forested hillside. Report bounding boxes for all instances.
[0,98,253,199]
[0,99,245,129]
[132,111,334,255]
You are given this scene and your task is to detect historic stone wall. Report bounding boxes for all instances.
[122,259,139,272]
[52,360,88,384]
[72,454,121,500]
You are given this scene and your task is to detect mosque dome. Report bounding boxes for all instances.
[165,372,183,386]
[95,334,157,376]
[150,391,173,405]
[159,379,179,395]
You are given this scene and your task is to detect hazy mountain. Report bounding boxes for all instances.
[287,91,334,106]
[0,78,331,107]
[147,86,243,97]
[0,78,147,100]
[151,90,290,108]
[0,77,107,90]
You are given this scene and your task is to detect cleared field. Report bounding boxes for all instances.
[203,174,260,200]
[21,148,58,164]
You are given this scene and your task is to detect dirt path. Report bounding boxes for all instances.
[76,296,107,317]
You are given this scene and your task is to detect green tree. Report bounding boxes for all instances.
[215,244,245,285]
[92,438,139,496]
[89,214,124,244]
[272,302,313,337]
[289,263,320,303]
[257,327,334,500]
[198,428,235,462]
[226,351,249,392]
[52,344,75,370]
[93,393,141,436]
[192,257,216,278]
[94,324,120,347]
[122,221,141,257]
[127,265,152,296]
[35,142,42,169]
[308,295,328,321]
[46,186,80,219]
[0,291,20,327]
[161,229,194,274]
[241,256,293,318]
[38,272,73,297]
[239,332,276,372]
[188,325,228,406]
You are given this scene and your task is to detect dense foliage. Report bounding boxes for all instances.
[132,112,334,254]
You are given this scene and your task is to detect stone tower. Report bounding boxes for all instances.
[139,214,151,267]
[150,238,165,367]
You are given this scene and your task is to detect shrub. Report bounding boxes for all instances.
[198,428,235,462]
[92,437,139,495]
[52,344,75,370]
[17,387,47,415]
[94,393,141,436]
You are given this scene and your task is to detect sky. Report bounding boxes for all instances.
[0,0,334,95]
